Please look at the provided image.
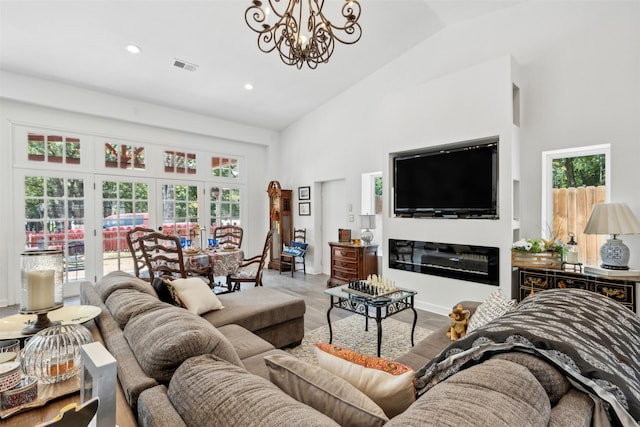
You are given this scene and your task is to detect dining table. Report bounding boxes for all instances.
[183,247,244,291]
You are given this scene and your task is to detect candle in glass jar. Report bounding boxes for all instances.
[26,270,55,311]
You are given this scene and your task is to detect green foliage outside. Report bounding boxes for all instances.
[552,154,605,188]
[375,176,382,196]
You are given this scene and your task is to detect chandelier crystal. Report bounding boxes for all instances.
[245,0,362,69]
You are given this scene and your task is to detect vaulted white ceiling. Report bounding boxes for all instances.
[0,1,522,131]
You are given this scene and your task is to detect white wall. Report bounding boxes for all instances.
[278,1,640,315]
[0,84,279,306]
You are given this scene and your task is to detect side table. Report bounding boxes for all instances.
[0,305,101,340]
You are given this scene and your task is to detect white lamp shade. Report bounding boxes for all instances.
[360,215,376,230]
[584,203,640,236]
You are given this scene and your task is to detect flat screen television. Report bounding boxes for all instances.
[393,139,498,218]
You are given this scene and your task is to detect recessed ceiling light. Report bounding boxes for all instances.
[244,83,254,91]
[126,44,141,54]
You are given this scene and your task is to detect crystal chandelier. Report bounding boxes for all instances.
[245,0,362,69]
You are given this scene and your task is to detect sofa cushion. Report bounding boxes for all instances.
[169,277,224,315]
[168,354,340,426]
[94,271,157,302]
[123,305,243,382]
[204,287,305,331]
[138,385,188,427]
[265,353,388,427]
[105,288,168,329]
[315,343,415,418]
[467,289,517,332]
[217,324,274,360]
[385,358,551,426]
[491,352,571,405]
[549,388,594,427]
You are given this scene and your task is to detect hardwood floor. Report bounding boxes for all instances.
[0,270,451,333]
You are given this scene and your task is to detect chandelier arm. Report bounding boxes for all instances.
[245,0,362,69]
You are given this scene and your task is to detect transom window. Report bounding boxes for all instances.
[164,151,197,174]
[105,142,146,170]
[28,133,80,164]
[211,156,238,178]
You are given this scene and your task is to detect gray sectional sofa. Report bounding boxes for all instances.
[82,272,600,426]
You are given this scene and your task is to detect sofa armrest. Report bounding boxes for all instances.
[138,385,187,427]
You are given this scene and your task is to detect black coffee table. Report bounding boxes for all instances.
[324,284,417,357]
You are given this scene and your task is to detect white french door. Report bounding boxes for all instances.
[94,175,156,280]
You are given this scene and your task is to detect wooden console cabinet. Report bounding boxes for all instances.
[327,242,378,287]
[513,267,638,313]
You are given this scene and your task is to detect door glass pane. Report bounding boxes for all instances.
[209,186,242,238]
[24,175,86,282]
[161,183,200,242]
[101,180,149,276]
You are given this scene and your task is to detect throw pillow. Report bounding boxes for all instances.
[315,343,416,418]
[264,353,388,427]
[466,288,517,333]
[152,277,179,306]
[169,277,224,315]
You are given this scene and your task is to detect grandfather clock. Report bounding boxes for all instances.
[267,181,293,270]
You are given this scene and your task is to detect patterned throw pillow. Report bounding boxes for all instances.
[467,289,517,333]
[315,343,416,418]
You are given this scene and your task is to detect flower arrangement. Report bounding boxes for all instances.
[512,238,566,255]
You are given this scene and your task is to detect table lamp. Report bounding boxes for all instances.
[583,202,640,270]
[360,215,376,245]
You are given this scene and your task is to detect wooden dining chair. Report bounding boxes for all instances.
[280,228,308,276]
[227,229,273,292]
[213,225,243,247]
[125,226,155,282]
[138,232,188,281]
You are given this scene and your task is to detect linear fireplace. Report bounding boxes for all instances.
[389,239,499,286]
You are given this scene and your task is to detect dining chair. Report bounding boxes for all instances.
[138,232,189,281]
[227,229,273,292]
[125,226,155,282]
[213,225,243,247]
[279,228,308,276]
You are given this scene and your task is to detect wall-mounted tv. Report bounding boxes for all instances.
[393,138,499,219]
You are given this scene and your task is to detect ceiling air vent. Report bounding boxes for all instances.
[173,59,199,72]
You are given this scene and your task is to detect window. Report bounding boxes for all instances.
[24,175,86,281]
[161,183,200,238]
[100,179,150,276]
[104,142,145,170]
[543,145,610,266]
[211,156,239,178]
[210,187,241,229]
[164,151,196,174]
[28,133,81,164]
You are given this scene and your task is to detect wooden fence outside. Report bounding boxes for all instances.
[552,185,606,266]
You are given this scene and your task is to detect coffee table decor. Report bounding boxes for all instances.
[21,324,94,384]
[344,275,399,298]
[19,250,65,335]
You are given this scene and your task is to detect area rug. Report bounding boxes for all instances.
[286,315,433,365]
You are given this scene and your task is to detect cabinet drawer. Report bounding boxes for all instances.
[554,276,588,290]
[520,272,551,291]
[593,282,634,305]
[332,268,358,281]
[332,258,357,271]
[332,247,358,260]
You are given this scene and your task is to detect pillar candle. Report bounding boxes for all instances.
[26,270,55,311]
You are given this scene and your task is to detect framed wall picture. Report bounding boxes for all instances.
[299,202,311,216]
[338,228,352,243]
[298,186,310,200]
